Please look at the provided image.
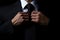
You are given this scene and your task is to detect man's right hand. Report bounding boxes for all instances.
[11,12,24,26]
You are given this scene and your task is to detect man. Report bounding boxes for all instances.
[0,0,49,40]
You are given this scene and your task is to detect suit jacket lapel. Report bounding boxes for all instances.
[19,0,23,12]
[34,0,40,11]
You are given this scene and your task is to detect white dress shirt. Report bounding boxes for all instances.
[20,0,38,12]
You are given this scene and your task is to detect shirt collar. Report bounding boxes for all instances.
[20,0,34,8]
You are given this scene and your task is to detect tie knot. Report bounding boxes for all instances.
[24,3,35,13]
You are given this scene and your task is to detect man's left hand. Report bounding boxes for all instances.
[31,11,49,25]
[31,11,40,23]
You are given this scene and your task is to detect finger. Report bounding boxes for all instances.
[14,17,24,25]
[19,19,24,23]
[31,15,39,17]
[38,12,41,15]
[31,14,39,17]
[12,16,20,24]
[31,19,39,22]
[22,13,28,16]
[32,11,41,16]
[12,12,24,25]
[24,19,29,21]
[14,21,20,25]
[22,15,29,17]
[32,11,38,14]
[18,12,28,17]
[23,16,29,19]
[18,12,25,14]
[17,12,23,16]
[32,11,40,14]
[14,16,23,23]
[14,13,22,20]
[32,19,38,21]
[31,17,39,19]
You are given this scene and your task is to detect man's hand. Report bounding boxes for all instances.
[11,12,24,26]
[31,11,40,23]
[22,13,29,21]
[31,11,49,25]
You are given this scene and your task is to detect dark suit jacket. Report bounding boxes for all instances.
[0,0,48,40]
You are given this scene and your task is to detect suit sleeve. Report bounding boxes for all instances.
[0,20,14,34]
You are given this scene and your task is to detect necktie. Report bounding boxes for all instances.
[24,3,35,13]
[24,3,35,22]
[23,2,38,40]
